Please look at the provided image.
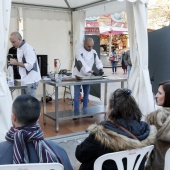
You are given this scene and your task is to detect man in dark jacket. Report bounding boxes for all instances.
[124,49,132,78]
[0,95,73,170]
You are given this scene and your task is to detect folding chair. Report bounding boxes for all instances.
[94,145,154,170]
[0,162,64,170]
[164,148,170,170]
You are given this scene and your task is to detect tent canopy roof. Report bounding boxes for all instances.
[11,0,126,17]
[12,0,118,11]
[11,0,148,11]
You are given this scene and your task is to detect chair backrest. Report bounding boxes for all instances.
[0,163,64,170]
[94,145,154,170]
[164,148,170,170]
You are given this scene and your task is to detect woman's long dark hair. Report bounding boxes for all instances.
[159,80,170,107]
[108,88,142,121]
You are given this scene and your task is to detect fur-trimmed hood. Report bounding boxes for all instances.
[87,123,157,152]
[147,108,170,142]
[145,108,170,170]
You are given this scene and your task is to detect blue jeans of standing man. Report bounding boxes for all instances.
[74,84,90,110]
[127,65,131,78]
[24,82,39,97]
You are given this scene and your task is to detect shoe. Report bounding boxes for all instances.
[73,110,80,120]
[85,116,93,118]
[73,117,80,120]
[112,72,114,74]
[83,116,93,118]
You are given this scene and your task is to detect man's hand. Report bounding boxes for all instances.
[92,71,98,76]
[10,58,25,68]
[10,58,18,65]
[99,69,104,76]
[88,70,98,76]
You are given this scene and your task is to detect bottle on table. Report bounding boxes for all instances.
[54,59,62,82]
[7,64,14,86]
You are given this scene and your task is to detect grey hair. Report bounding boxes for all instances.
[10,32,22,40]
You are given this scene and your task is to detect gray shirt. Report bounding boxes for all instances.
[124,50,132,66]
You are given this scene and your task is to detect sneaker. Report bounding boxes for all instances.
[73,117,80,120]
[112,72,114,74]
[83,116,93,118]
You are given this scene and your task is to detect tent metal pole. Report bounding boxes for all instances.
[69,11,74,69]
[11,2,70,12]
[74,0,116,11]
[64,0,72,11]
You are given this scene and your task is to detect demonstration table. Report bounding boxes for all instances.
[41,77,127,132]
[9,84,27,96]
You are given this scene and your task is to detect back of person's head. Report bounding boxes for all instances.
[12,95,40,126]
[159,80,170,107]
[108,88,142,121]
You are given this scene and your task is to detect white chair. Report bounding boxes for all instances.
[164,148,170,170]
[94,145,154,170]
[0,162,64,170]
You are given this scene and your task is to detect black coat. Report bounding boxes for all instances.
[75,120,156,170]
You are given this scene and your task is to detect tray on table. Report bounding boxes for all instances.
[75,75,103,80]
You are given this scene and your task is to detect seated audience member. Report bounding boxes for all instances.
[75,88,156,170]
[146,80,170,170]
[0,95,73,170]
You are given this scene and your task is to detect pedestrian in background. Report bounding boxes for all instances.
[121,50,127,74]
[109,48,118,74]
[124,49,132,78]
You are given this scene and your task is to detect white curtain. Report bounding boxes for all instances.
[125,0,155,116]
[0,0,12,141]
[72,10,86,61]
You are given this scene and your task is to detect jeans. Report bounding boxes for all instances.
[127,65,131,78]
[74,84,90,110]
[24,82,39,97]
[111,61,117,73]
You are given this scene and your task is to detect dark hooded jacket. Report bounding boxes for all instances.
[75,119,156,170]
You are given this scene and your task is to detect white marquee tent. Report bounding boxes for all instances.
[0,0,154,140]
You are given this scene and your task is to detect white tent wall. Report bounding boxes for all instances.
[126,0,155,116]
[72,10,86,66]
[23,8,71,99]
[0,0,12,141]
[9,7,18,34]
[8,7,72,99]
